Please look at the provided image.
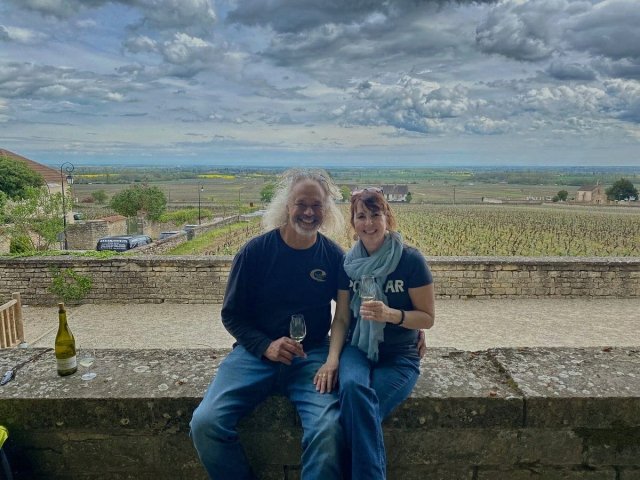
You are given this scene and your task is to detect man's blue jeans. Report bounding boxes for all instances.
[339,345,420,480]
[190,345,343,480]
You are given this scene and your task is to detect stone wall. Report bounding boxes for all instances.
[138,215,241,255]
[0,347,638,479]
[0,232,9,255]
[66,217,127,250]
[64,215,242,251]
[0,256,638,305]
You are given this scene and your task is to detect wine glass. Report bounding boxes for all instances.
[79,349,97,381]
[359,275,377,303]
[290,314,306,343]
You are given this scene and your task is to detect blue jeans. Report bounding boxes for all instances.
[190,345,343,480]
[339,345,420,480]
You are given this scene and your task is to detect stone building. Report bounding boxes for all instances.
[381,184,409,202]
[346,184,410,202]
[576,184,607,204]
[0,149,69,198]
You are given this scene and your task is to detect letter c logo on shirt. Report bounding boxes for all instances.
[310,269,327,282]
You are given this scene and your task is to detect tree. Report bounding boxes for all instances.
[0,155,44,199]
[110,184,167,220]
[606,178,638,201]
[260,182,276,203]
[557,190,568,201]
[91,189,108,204]
[340,186,352,202]
[0,191,7,223]
[4,186,63,251]
[405,192,413,203]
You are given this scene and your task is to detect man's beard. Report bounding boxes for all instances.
[292,216,320,237]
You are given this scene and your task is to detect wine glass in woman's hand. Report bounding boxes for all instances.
[359,275,377,303]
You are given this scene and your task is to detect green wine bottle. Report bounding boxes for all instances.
[55,303,77,376]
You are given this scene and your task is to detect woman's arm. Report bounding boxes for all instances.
[314,289,351,393]
[360,283,435,330]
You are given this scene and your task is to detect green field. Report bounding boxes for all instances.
[384,204,640,257]
[67,167,640,257]
[157,204,640,257]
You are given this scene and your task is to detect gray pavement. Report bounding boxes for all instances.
[21,298,640,351]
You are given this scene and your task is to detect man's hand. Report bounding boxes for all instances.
[417,330,427,358]
[263,337,306,365]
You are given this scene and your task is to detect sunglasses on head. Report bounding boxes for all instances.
[352,187,383,197]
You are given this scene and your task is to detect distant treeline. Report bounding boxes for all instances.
[72,165,640,187]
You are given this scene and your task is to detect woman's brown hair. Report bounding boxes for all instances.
[349,189,397,231]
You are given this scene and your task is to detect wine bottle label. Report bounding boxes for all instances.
[57,356,77,370]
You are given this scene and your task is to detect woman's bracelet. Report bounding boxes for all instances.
[397,309,405,326]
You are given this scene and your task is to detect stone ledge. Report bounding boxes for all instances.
[0,347,638,479]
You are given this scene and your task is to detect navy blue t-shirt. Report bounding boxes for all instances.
[347,245,433,360]
[221,229,349,358]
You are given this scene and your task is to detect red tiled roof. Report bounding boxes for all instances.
[0,148,63,186]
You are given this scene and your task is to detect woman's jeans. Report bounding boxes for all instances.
[339,345,420,480]
[190,345,343,480]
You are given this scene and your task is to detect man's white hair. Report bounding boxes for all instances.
[262,169,345,238]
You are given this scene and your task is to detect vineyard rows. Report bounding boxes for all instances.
[192,205,640,257]
[388,205,640,257]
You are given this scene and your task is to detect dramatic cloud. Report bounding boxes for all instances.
[0,62,134,104]
[0,25,47,44]
[565,0,640,61]
[0,0,639,166]
[336,76,480,134]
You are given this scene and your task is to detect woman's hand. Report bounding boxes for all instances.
[360,300,391,323]
[314,360,339,393]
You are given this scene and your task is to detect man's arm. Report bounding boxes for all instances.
[221,250,272,357]
[221,248,305,363]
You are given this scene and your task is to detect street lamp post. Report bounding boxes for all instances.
[198,185,204,225]
[60,162,75,250]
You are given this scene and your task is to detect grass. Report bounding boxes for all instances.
[166,220,260,255]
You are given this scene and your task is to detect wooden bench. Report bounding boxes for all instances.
[0,293,24,348]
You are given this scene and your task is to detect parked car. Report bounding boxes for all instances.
[96,235,152,252]
[72,212,84,221]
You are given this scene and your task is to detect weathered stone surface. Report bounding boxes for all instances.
[385,428,582,466]
[581,428,640,466]
[387,465,474,479]
[1,347,639,479]
[619,468,640,480]
[491,347,640,428]
[395,349,523,429]
[476,466,617,479]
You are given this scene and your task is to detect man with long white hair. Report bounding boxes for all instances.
[191,169,347,479]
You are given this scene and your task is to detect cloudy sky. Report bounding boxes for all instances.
[1,0,639,168]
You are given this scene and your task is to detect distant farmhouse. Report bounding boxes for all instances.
[576,184,607,204]
[381,184,409,202]
[344,184,410,202]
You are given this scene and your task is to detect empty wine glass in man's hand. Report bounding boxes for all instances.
[79,350,96,381]
[290,314,306,343]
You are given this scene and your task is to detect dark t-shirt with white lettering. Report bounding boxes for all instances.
[347,245,433,360]
[221,228,349,358]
